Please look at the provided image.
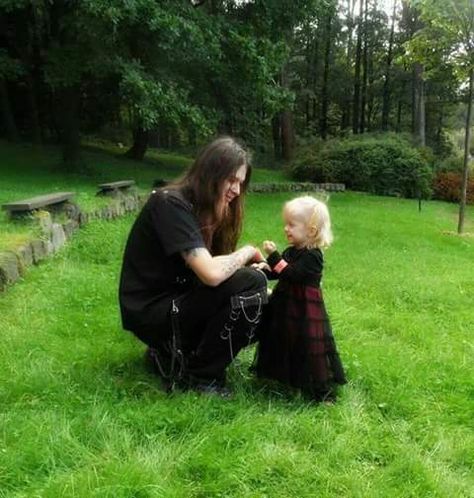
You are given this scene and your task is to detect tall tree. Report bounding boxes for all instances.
[408,0,474,233]
[352,0,364,133]
[0,50,21,141]
[381,0,398,130]
[320,5,336,139]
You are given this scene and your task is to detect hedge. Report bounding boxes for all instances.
[432,171,474,204]
[291,134,433,199]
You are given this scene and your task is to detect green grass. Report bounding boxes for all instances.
[0,141,288,251]
[1,182,473,496]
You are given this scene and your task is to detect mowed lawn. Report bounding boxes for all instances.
[0,141,287,251]
[1,150,473,496]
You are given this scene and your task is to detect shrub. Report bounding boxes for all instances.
[290,133,433,199]
[435,154,464,174]
[432,171,474,204]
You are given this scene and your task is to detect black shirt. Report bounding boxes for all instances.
[119,188,205,331]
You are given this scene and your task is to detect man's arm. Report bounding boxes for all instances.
[181,245,258,287]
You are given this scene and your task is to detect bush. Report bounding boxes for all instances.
[432,171,474,204]
[290,133,434,199]
[435,154,464,174]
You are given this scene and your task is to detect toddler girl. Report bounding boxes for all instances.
[255,195,346,401]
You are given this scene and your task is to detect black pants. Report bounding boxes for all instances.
[133,268,267,383]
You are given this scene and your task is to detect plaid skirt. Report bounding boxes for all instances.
[255,282,346,398]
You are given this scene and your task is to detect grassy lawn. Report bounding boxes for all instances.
[0,164,473,497]
[0,141,289,252]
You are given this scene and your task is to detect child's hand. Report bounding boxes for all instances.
[251,261,271,272]
[263,240,277,255]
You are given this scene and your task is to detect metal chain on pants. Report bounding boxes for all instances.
[220,288,267,362]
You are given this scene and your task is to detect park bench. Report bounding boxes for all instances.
[2,192,76,217]
[97,180,135,196]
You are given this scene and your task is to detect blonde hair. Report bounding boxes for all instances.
[284,195,333,249]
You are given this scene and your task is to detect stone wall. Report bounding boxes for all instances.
[248,182,345,193]
[0,191,143,293]
[0,183,346,293]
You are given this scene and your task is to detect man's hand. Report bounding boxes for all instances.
[252,248,265,263]
[251,261,271,272]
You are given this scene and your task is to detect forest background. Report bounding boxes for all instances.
[0,0,473,229]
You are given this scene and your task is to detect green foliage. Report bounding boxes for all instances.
[433,171,474,204]
[119,61,215,135]
[0,49,24,80]
[291,134,434,199]
[435,154,465,173]
[408,0,474,75]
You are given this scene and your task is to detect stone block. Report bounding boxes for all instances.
[62,219,78,239]
[64,201,81,221]
[79,212,89,226]
[31,239,47,263]
[51,223,66,252]
[45,240,54,256]
[116,203,125,216]
[16,244,34,269]
[0,251,21,290]
[35,210,53,236]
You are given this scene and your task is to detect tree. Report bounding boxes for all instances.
[0,50,21,142]
[408,0,474,233]
[352,0,364,133]
[233,0,324,160]
[381,0,398,130]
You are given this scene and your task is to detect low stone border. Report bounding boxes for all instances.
[0,191,144,293]
[0,182,346,293]
[249,182,345,193]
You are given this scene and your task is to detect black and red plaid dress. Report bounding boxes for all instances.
[255,246,346,400]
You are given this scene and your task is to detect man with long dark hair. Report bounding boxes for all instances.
[119,136,267,396]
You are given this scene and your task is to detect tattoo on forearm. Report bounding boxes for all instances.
[215,246,254,279]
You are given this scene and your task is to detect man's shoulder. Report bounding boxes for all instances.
[149,187,193,212]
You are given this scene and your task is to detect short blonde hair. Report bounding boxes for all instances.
[284,195,333,249]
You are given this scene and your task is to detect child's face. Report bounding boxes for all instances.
[283,208,309,249]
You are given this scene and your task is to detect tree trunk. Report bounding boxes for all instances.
[148,130,160,148]
[280,66,294,161]
[360,0,369,133]
[320,12,332,139]
[381,0,397,130]
[396,99,402,132]
[188,125,197,148]
[413,62,425,146]
[0,79,19,142]
[272,115,282,159]
[125,126,149,160]
[342,0,356,133]
[346,0,356,58]
[281,110,294,162]
[457,67,473,234]
[25,73,42,145]
[367,51,375,131]
[352,0,364,134]
[59,86,81,166]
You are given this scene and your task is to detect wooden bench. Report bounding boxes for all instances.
[2,192,76,216]
[97,180,135,196]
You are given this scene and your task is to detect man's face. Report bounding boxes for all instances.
[220,163,247,206]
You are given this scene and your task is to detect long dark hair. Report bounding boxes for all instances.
[170,136,252,255]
